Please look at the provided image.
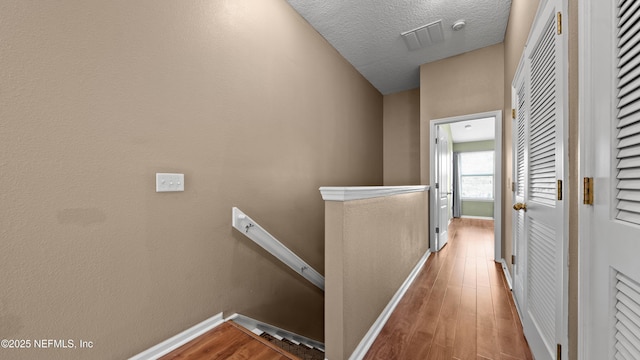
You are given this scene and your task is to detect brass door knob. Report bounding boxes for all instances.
[513,202,527,211]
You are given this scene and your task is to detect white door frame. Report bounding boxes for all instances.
[427,110,503,260]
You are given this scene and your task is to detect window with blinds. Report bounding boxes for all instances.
[614,271,640,360]
[459,151,494,200]
[528,13,557,207]
[617,0,640,225]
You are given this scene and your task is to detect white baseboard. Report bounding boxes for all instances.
[499,260,525,326]
[500,258,513,290]
[348,249,431,360]
[128,312,224,360]
[500,258,524,328]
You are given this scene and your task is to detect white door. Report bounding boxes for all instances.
[512,58,529,311]
[511,1,568,359]
[435,125,451,251]
[582,1,640,359]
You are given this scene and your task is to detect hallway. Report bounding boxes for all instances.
[364,218,533,360]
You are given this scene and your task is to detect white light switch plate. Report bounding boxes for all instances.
[156,173,185,192]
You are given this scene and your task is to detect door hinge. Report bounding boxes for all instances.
[435,227,440,234]
[557,343,562,360]
[435,183,439,189]
[583,177,594,205]
[512,108,516,119]
[512,255,516,265]
[435,137,438,144]
[512,181,516,192]
[557,179,563,201]
[557,12,562,35]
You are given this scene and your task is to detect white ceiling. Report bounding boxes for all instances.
[450,117,495,143]
[286,0,512,95]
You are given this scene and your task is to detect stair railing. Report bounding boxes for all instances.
[231,207,324,291]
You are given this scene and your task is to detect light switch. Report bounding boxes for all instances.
[156,173,185,192]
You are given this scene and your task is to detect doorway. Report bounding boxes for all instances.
[425,110,503,261]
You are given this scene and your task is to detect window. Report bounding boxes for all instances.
[459,151,494,200]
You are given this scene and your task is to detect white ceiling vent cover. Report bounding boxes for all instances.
[401,20,445,51]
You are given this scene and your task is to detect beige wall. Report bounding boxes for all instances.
[325,191,429,359]
[383,89,421,185]
[420,43,505,184]
[0,0,383,358]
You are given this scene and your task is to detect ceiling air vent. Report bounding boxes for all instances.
[401,20,445,51]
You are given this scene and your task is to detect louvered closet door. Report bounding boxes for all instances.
[616,0,640,224]
[585,0,640,358]
[512,60,528,311]
[516,0,568,359]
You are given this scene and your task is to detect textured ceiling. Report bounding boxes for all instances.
[286,0,512,95]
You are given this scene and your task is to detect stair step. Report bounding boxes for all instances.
[228,313,325,353]
[158,322,299,360]
[259,333,325,360]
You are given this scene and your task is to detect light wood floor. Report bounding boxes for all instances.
[363,218,533,360]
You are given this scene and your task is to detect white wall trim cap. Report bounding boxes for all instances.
[348,250,431,360]
[319,185,429,201]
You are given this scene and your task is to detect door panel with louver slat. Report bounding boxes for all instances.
[617,0,640,225]
[581,0,640,359]
[527,219,557,351]
[614,272,640,360]
[512,62,528,312]
[511,1,567,359]
[517,81,527,198]
[529,13,557,207]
